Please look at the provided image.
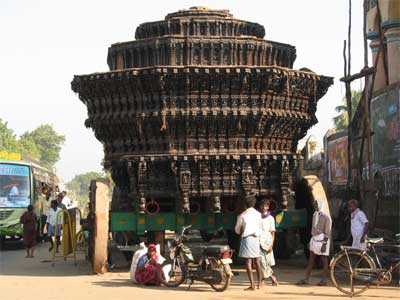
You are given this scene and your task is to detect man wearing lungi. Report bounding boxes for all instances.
[235,195,263,290]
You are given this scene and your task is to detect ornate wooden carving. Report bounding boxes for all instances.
[72,7,333,213]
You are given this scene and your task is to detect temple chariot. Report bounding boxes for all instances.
[72,7,333,256]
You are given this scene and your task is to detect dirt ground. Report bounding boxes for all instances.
[0,243,398,300]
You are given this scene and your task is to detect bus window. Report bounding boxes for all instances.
[0,164,31,208]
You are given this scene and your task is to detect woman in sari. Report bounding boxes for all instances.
[259,198,279,286]
[20,205,37,258]
[135,244,162,285]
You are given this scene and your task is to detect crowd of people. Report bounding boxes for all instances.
[233,195,369,290]
[19,191,74,257]
[20,192,369,289]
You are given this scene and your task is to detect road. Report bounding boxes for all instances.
[0,243,398,300]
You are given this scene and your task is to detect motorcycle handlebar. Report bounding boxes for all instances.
[180,225,192,235]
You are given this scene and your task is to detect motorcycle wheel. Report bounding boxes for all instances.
[209,263,231,292]
[158,259,187,287]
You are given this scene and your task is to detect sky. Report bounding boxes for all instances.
[0,0,368,182]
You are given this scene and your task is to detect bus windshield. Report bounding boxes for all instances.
[0,163,31,208]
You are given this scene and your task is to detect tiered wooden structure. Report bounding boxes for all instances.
[72,7,333,218]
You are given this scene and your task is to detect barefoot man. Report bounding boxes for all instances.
[235,195,263,290]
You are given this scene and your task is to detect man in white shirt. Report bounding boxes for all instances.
[234,195,263,290]
[46,200,62,252]
[348,199,369,250]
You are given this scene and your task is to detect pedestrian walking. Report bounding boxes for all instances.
[235,195,263,290]
[297,199,331,286]
[259,198,279,286]
[348,199,369,250]
[46,200,62,252]
[20,205,37,258]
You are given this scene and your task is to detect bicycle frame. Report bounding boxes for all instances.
[331,236,400,297]
[340,243,400,283]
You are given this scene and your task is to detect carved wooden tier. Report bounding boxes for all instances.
[72,7,333,214]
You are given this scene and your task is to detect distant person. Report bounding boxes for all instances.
[259,198,279,286]
[56,193,67,210]
[8,184,19,196]
[348,199,369,250]
[20,205,37,258]
[235,195,263,290]
[61,191,73,209]
[297,199,331,286]
[46,200,62,252]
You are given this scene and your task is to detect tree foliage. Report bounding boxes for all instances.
[20,125,65,167]
[0,119,19,152]
[66,171,106,207]
[333,90,362,131]
[0,119,65,167]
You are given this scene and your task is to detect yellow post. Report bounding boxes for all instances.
[52,209,77,266]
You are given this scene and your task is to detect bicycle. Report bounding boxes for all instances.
[330,234,400,297]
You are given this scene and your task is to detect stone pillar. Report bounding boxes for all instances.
[384,26,400,84]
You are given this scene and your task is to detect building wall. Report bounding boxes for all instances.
[366,0,400,233]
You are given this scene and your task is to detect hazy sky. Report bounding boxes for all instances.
[0,0,367,182]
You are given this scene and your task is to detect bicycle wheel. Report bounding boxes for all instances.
[158,259,187,287]
[330,250,376,297]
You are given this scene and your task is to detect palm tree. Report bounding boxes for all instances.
[333,90,362,131]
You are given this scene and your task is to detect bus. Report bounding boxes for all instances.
[0,154,59,247]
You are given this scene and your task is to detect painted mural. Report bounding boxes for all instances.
[371,88,400,170]
[328,136,348,184]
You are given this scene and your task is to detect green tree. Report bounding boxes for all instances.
[17,134,41,160]
[66,171,106,207]
[333,90,362,131]
[21,124,65,167]
[0,119,18,152]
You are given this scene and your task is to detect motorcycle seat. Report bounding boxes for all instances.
[366,237,384,244]
[203,245,230,256]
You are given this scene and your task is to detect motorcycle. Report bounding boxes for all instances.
[157,225,233,292]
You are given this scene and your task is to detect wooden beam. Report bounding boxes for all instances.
[92,180,110,274]
[340,66,376,83]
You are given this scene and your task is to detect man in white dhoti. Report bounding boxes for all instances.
[348,199,369,250]
[297,199,331,286]
[235,195,263,291]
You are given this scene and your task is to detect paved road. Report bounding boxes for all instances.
[0,243,398,300]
